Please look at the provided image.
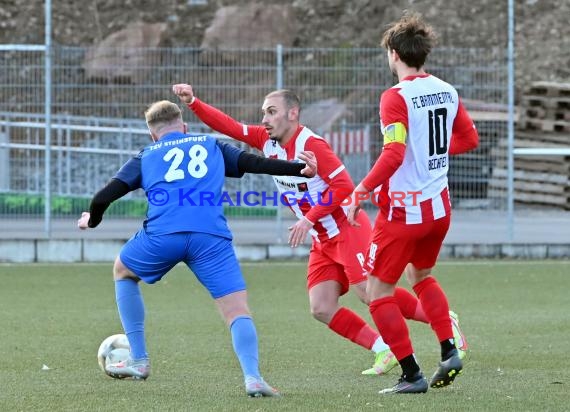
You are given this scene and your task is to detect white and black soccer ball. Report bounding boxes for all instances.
[97,334,130,376]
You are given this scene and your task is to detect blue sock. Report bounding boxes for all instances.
[230,316,260,379]
[115,279,148,360]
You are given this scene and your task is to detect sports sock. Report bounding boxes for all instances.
[394,287,428,323]
[369,296,414,361]
[440,339,456,360]
[413,276,453,344]
[328,307,385,351]
[371,337,390,354]
[230,316,260,380]
[115,278,147,360]
[399,354,421,380]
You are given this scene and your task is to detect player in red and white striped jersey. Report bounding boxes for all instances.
[173,83,442,376]
[347,12,479,394]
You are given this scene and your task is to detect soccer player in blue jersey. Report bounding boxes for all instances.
[77,100,317,397]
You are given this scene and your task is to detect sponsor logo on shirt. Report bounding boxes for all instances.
[297,182,308,192]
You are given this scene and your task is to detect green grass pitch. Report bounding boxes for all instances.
[1,260,569,411]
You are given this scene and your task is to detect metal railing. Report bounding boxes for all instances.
[0,45,510,237]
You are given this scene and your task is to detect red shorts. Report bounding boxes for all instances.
[365,214,451,284]
[307,210,372,295]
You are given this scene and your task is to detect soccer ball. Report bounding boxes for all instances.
[97,334,130,375]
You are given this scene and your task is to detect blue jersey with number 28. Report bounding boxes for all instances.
[115,131,244,238]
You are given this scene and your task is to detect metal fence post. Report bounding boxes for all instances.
[44,0,53,237]
[506,0,515,241]
[276,44,283,90]
[0,128,9,191]
[275,43,284,243]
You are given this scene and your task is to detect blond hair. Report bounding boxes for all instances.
[144,100,182,131]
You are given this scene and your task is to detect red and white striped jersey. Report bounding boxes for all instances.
[189,98,356,242]
[370,74,477,224]
[262,127,351,241]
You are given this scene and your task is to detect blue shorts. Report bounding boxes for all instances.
[120,230,245,299]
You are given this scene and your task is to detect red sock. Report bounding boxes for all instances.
[369,296,413,360]
[394,287,428,323]
[328,307,379,350]
[413,276,453,342]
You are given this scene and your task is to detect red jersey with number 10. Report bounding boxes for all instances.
[370,74,478,224]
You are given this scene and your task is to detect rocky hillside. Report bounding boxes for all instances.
[1,0,568,96]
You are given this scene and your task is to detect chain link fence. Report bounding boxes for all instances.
[0,45,507,224]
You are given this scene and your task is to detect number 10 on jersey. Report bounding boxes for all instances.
[428,108,448,156]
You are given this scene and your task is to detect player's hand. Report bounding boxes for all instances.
[297,150,317,177]
[346,191,362,227]
[288,217,313,248]
[346,202,361,227]
[346,183,370,226]
[77,212,90,230]
[172,84,195,104]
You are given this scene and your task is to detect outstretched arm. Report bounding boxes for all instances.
[78,154,142,230]
[237,150,317,177]
[78,179,131,229]
[172,83,269,150]
[216,140,316,178]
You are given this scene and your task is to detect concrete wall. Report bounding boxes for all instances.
[0,239,568,263]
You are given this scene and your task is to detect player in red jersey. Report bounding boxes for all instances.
[347,12,479,393]
[172,82,466,376]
